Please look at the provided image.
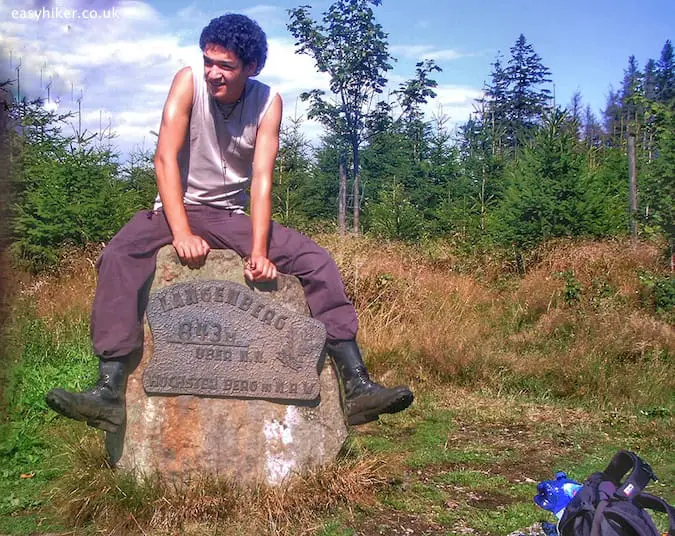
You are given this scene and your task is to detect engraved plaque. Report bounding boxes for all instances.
[143,280,326,401]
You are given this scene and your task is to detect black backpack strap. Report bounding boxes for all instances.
[590,500,610,536]
[603,450,657,500]
[635,492,675,535]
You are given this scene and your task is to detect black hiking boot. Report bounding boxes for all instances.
[45,358,127,433]
[326,340,413,425]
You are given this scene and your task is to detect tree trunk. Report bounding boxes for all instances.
[352,141,360,235]
[480,165,487,231]
[285,186,290,223]
[627,134,638,238]
[338,155,346,236]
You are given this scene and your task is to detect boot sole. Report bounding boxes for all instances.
[347,389,414,426]
[46,390,124,434]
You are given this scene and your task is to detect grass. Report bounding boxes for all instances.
[44,433,388,535]
[346,388,674,535]
[0,236,673,535]
[0,311,96,535]
[322,235,674,411]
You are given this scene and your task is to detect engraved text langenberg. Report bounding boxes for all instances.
[143,281,326,401]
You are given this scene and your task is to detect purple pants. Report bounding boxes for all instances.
[91,206,358,359]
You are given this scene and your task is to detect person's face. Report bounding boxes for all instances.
[203,43,256,103]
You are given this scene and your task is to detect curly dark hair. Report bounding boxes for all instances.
[199,14,268,75]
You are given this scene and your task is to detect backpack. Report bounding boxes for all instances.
[558,450,675,536]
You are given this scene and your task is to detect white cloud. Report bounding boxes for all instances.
[43,98,59,112]
[243,5,280,18]
[390,44,435,59]
[0,0,206,157]
[0,0,482,155]
[0,0,333,154]
[432,49,472,61]
[422,84,484,127]
[435,85,483,105]
[118,0,158,21]
[176,4,202,20]
[261,38,330,96]
[390,44,477,62]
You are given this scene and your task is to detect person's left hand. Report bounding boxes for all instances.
[244,254,278,281]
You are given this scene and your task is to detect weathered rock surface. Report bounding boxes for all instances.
[143,280,326,401]
[107,247,348,486]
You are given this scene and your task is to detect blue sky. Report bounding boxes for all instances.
[1,0,673,158]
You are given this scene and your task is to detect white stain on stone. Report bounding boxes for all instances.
[144,396,157,425]
[135,396,158,472]
[263,406,300,485]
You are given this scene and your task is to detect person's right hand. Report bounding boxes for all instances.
[172,233,210,269]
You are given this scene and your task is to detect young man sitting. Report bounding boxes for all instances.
[46,14,413,430]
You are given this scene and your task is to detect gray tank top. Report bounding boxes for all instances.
[154,66,278,213]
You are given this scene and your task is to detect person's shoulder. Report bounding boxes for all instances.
[162,66,197,113]
[248,80,282,118]
[174,65,199,84]
[248,78,270,91]
[248,79,280,99]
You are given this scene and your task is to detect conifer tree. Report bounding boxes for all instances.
[307,132,347,225]
[644,59,659,101]
[582,105,603,148]
[10,99,141,270]
[656,40,674,102]
[603,89,623,145]
[479,54,509,154]
[621,55,643,130]
[368,180,424,241]
[492,110,625,247]
[505,34,552,145]
[272,115,314,229]
[642,99,674,240]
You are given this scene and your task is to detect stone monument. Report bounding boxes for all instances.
[107,246,348,486]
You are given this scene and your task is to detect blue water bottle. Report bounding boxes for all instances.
[534,471,583,519]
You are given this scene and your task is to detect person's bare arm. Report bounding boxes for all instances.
[245,94,282,281]
[154,66,210,269]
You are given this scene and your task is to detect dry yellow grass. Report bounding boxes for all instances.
[316,235,500,383]
[51,432,388,536]
[516,238,664,312]
[316,235,674,407]
[13,235,675,409]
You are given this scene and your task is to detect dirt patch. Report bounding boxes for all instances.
[400,466,523,510]
[364,399,580,482]
[443,420,569,481]
[355,508,447,536]
[470,491,520,510]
